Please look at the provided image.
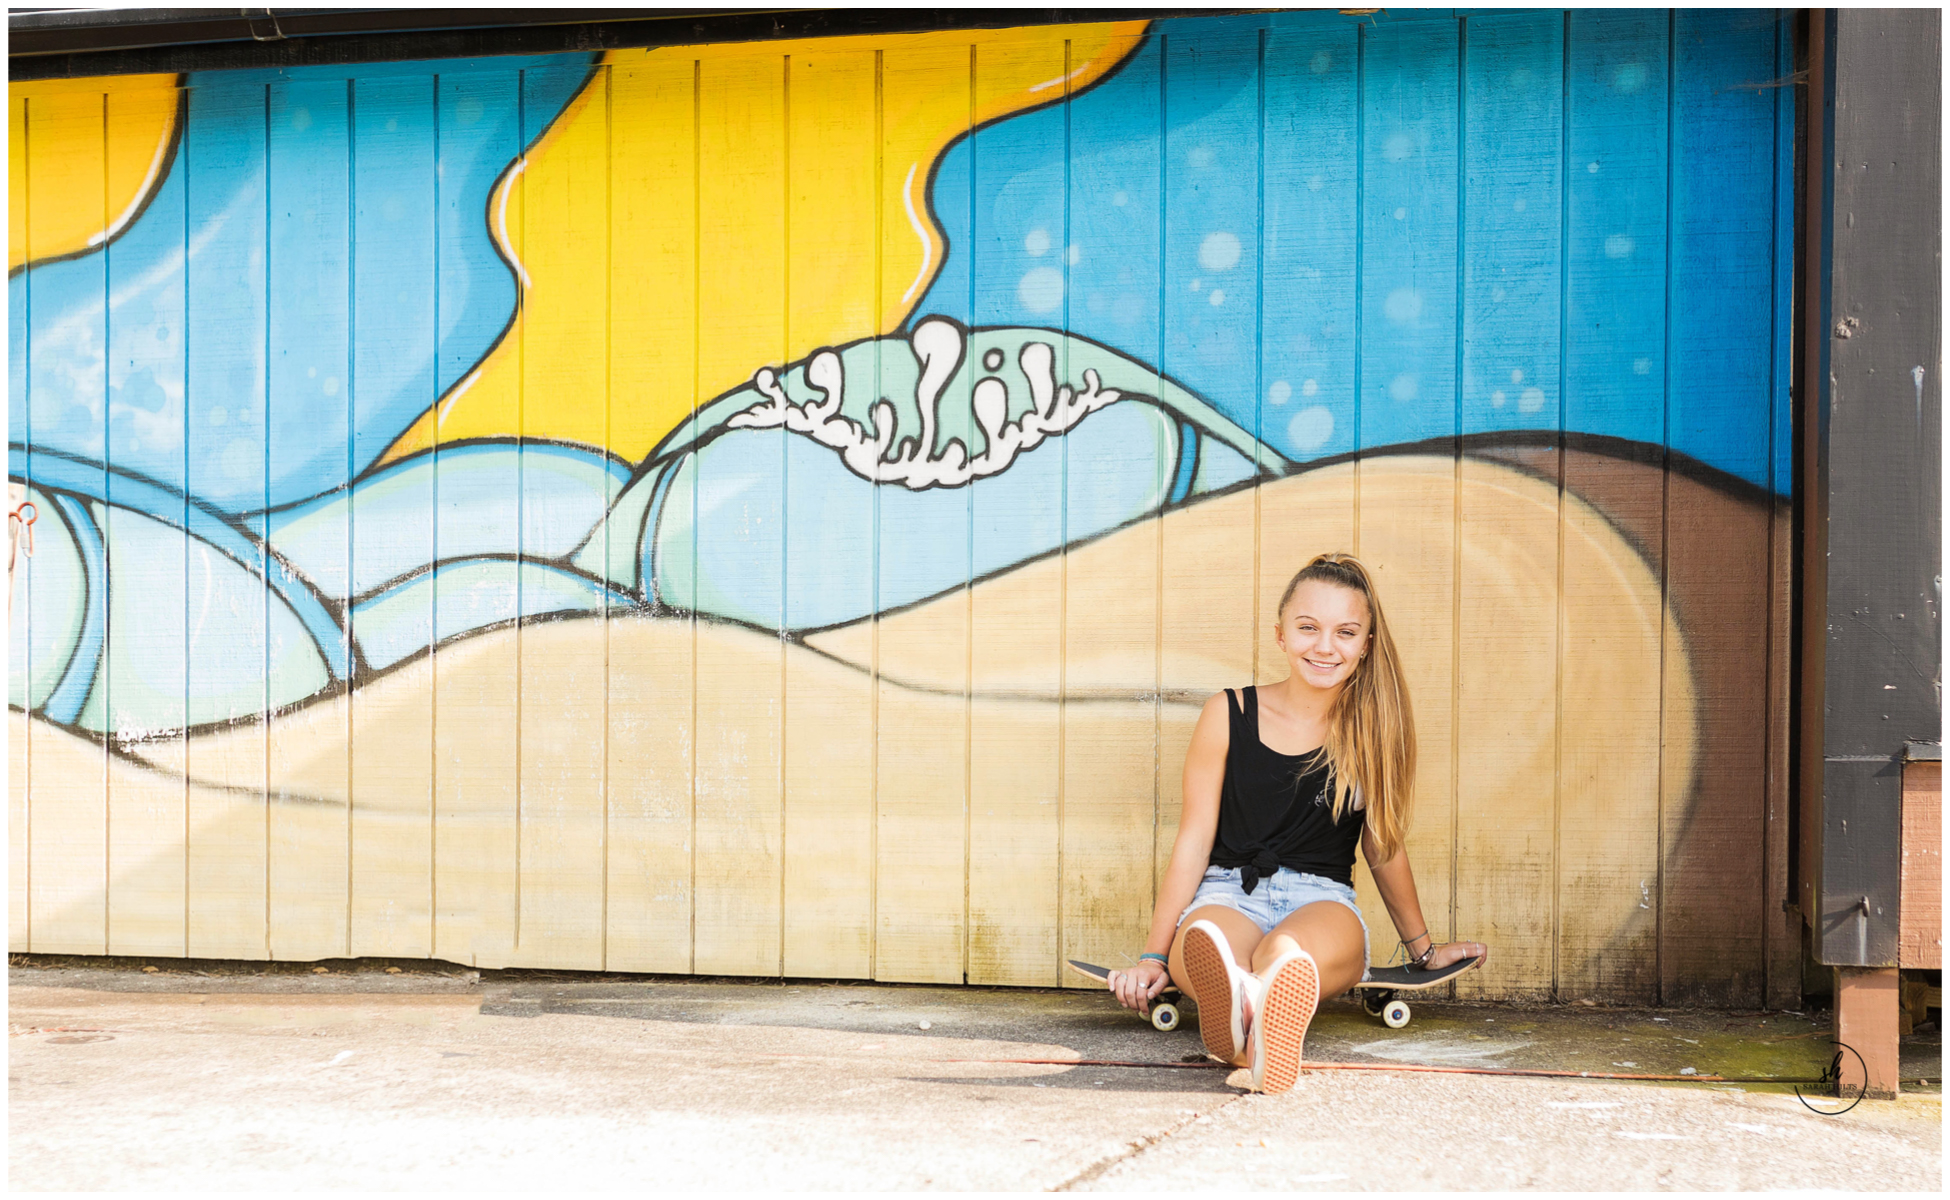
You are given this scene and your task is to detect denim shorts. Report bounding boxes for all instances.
[1178,865,1370,979]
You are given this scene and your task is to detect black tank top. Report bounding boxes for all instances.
[1208,686,1366,891]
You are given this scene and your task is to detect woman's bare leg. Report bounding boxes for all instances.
[1253,901,1366,996]
[1166,904,1263,990]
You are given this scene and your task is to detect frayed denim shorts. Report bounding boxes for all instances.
[1178,865,1370,978]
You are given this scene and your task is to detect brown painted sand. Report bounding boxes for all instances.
[20,457,1689,988]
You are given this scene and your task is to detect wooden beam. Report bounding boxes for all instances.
[1813,6,1942,967]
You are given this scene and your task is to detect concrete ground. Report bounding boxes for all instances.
[8,958,1941,1192]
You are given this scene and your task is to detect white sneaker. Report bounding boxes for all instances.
[1180,920,1249,1063]
[1249,948,1320,1094]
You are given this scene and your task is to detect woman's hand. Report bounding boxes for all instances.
[1427,940,1487,970]
[1107,960,1172,1015]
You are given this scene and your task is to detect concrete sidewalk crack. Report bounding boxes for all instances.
[1050,1095,1241,1192]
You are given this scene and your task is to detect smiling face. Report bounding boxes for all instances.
[1275,579,1372,693]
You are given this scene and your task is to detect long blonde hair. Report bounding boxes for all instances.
[1276,553,1416,861]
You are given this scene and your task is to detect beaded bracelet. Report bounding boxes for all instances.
[1138,952,1169,966]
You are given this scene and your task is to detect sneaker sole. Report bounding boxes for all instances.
[1181,926,1237,1063]
[1257,954,1320,1094]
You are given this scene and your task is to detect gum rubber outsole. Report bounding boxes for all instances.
[1181,926,1237,1063]
[1256,953,1320,1094]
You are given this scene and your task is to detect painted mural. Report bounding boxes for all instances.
[9,11,1799,1004]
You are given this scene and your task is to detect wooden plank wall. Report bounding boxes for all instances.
[8,12,1800,1005]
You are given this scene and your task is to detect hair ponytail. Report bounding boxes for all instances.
[1277,553,1416,862]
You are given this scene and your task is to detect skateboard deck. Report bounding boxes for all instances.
[1067,954,1483,1031]
[1350,955,1482,1027]
[1353,955,1483,991]
[1066,958,1179,991]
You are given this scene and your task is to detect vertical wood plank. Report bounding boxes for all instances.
[1263,22,1359,477]
[1259,24,1356,670]
[100,511,192,958]
[1558,9,1668,1003]
[25,90,110,955]
[1662,10,1777,1006]
[1453,11,1560,1000]
[512,60,609,969]
[7,93,25,945]
[1353,460,1458,963]
[9,711,28,949]
[874,41,974,985]
[100,82,189,959]
[1558,475,1665,999]
[1262,35,1383,953]
[1058,35,1164,976]
[8,91,25,275]
[780,46,877,979]
[1453,458,1558,1002]
[348,71,437,960]
[1152,32,1260,909]
[1763,492,1796,999]
[962,36,1060,986]
[692,51,785,977]
[183,77,268,960]
[1359,18,1464,970]
[605,52,698,975]
[1762,17,1800,1009]
[265,77,351,961]
[431,68,522,969]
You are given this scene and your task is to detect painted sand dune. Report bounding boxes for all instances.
[20,454,1693,993]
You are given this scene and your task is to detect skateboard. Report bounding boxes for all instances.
[1349,955,1483,1028]
[1065,960,1187,1031]
[1067,954,1483,1031]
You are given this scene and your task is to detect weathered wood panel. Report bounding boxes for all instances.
[8,689,27,951]
[511,60,611,969]
[347,72,437,960]
[1557,9,1669,1003]
[1059,38,1167,982]
[8,15,1801,1007]
[101,81,191,959]
[1662,11,1781,1005]
[602,54,698,974]
[265,77,352,963]
[1353,460,1458,974]
[177,77,269,962]
[959,35,1069,988]
[691,54,787,978]
[781,46,878,980]
[427,68,525,970]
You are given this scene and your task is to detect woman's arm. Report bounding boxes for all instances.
[1109,691,1228,1013]
[1361,828,1488,971]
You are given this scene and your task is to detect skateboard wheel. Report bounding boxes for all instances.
[1150,1002,1181,1032]
[1361,989,1391,1017]
[1381,999,1411,1029]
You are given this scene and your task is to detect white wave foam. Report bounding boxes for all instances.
[725,318,1123,491]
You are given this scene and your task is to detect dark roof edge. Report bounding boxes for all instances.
[7,8,1223,81]
[8,8,773,58]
